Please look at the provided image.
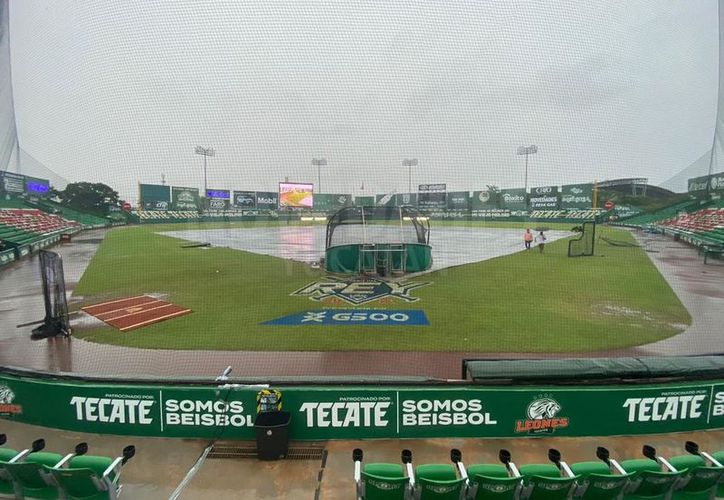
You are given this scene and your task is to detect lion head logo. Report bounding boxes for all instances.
[526,398,560,420]
[0,386,15,405]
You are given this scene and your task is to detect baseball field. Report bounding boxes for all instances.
[70,221,690,352]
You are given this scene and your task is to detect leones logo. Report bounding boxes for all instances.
[291,277,431,305]
[515,395,569,434]
[478,190,490,202]
[0,385,22,415]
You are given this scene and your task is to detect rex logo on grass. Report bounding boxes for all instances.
[291,277,431,305]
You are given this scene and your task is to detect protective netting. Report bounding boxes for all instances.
[1,1,723,381]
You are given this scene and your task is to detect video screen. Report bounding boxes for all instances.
[279,182,313,208]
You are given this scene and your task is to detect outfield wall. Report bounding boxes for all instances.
[1,372,721,440]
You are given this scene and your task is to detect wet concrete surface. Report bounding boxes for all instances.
[0,227,722,380]
[1,419,722,499]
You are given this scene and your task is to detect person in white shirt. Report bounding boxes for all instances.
[534,231,547,253]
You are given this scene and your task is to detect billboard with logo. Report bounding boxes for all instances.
[233,190,257,208]
[139,184,171,211]
[279,182,313,208]
[205,189,230,210]
[255,191,278,209]
[313,193,353,211]
[376,193,397,207]
[499,188,527,210]
[688,171,724,193]
[447,191,470,210]
[418,192,447,209]
[529,186,559,209]
[0,171,25,194]
[171,186,200,211]
[560,183,593,209]
[24,176,50,197]
[355,195,375,206]
[0,374,721,440]
[395,193,418,206]
[471,189,499,209]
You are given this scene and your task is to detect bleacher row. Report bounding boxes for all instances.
[0,434,134,500]
[0,209,81,267]
[657,208,724,249]
[353,442,724,500]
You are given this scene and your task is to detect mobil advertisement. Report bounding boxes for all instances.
[1,374,722,440]
[255,191,278,210]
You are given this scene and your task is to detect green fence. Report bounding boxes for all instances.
[0,372,721,440]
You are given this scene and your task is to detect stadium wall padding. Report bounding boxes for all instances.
[0,373,722,439]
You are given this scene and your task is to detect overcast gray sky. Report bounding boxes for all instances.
[9,0,719,202]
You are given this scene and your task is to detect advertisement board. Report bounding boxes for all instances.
[255,191,278,210]
[0,374,721,440]
[560,184,593,209]
[447,191,470,210]
[171,187,200,211]
[375,193,397,207]
[139,184,171,211]
[471,189,499,209]
[24,176,50,196]
[279,183,313,208]
[688,171,724,193]
[205,189,230,210]
[529,186,559,209]
[418,192,447,210]
[233,191,257,208]
[499,188,527,210]
[395,193,418,207]
[0,171,25,194]
[313,193,352,211]
[355,196,375,207]
[418,183,446,192]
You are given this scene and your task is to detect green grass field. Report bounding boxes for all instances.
[72,222,690,352]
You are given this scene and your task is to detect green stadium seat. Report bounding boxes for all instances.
[570,461,631,500]
[46,445,135,500]
[620,458,684,500]
[466,467,520,500]
[415,464,466,499]
[2,451,64,499]
[519,464,562,479]
[713,451,724,499]
[353,449,412,500]
[520,475,578,500]
[0,445,21,497]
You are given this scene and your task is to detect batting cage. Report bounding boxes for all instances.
[567,221,596,257]
[32,250,71,338]
[325,206,432,275]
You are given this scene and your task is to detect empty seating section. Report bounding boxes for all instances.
[658,208,724,249]
[352,442,724,500]
[0,209,81,264]
[618,201,700,227]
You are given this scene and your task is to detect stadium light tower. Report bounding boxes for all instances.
[195,146,215,198]
[402,159,418,194]
[312,158,327,193]
[516,145,538,194]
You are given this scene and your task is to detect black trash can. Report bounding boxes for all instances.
[254,411,291,460]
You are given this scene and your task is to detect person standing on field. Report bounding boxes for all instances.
[535,231,547,253]
[523,228,533,250]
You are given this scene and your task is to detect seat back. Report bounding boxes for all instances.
[361,472,409,500]
[0,449,20,496]
[577,473,630,500]
[416,476,466,499]
[48,466,107,499]
[625,470,683,498]
[525,475,578,500]
[469,474,520,500]
[677,466,724,494]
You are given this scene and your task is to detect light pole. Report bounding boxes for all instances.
[312,158,327,193]
[402,159,418,194]
[195,146,215,198]
[516,145,538,194]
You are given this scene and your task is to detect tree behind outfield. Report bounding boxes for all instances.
[53,182,120,215]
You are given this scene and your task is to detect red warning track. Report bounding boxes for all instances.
[82,296,191,332]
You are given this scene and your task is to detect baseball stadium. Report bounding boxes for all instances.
[0,1,723,499]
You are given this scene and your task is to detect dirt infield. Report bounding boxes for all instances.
[82,295,191,332]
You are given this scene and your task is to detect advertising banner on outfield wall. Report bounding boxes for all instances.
[395,193,418,207]
[376,193,397,207]
[255,191,278,209]
[529,186,560,209]
[471,189,499,209]
[418,192,447,210]
[139,184,171,211]
[0,374,721,440]
[233,191,257,208]
[447,192,470,210]
[0,171,25,194]
[499,188,527,210]
[313,193,353,211]
[688,171,724,193]
[560,184,593,209]
[171,187,200,211]
[355,195,375,207]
